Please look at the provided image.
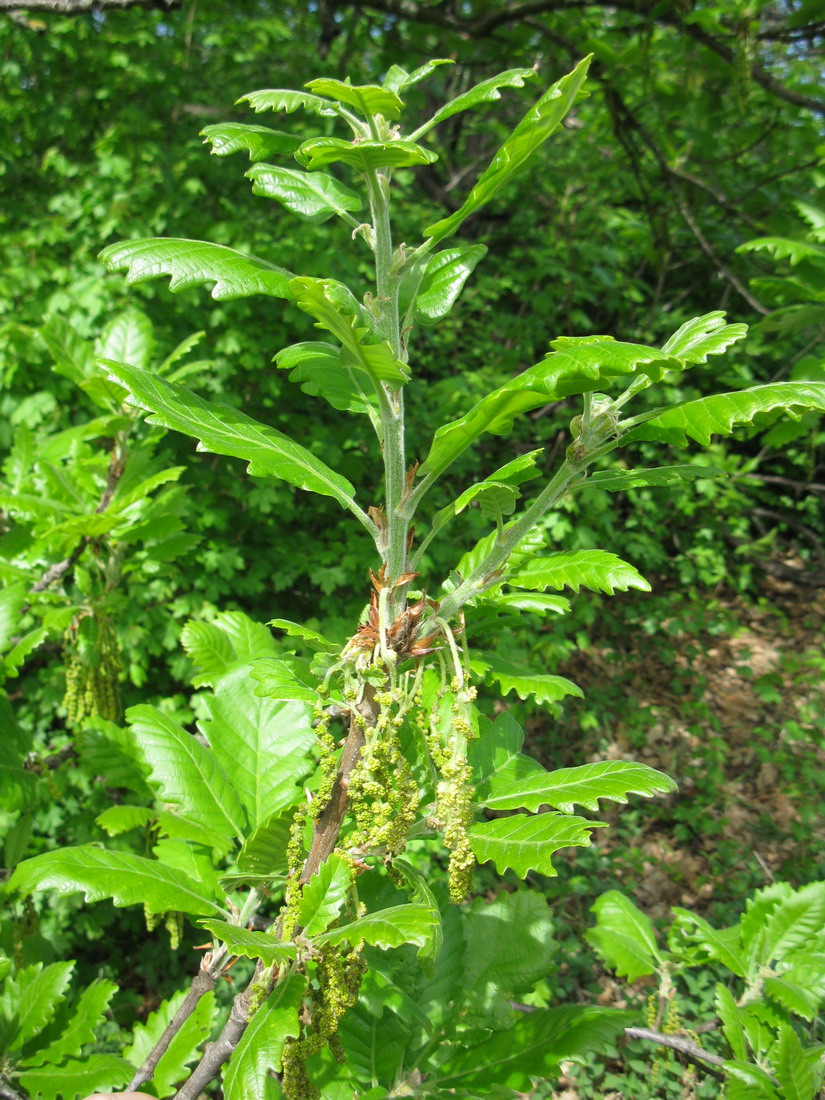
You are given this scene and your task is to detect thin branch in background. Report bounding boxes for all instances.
[0,0,177,10]
[623,1027,727,1081]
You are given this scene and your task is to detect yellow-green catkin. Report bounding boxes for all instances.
[62,613,123,726]
[347,688,420,858]
[429,684,478,902]
[281,943,366,1100]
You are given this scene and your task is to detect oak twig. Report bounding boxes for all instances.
[624,1027,727,1081]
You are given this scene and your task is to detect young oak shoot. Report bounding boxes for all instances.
[10,56,825,1100]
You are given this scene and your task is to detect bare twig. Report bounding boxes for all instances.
[1,0,177,10]
[0,1078,29,1100]
[170,686,378,1098]
[128,958,227,1092]
[623,1026,727,1081]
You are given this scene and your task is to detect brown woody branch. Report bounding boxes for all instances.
[170,686,377,1100]
[1,0,178,11]
[623,1026,727,1081]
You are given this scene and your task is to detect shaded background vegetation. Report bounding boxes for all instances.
[1,1,823,1095]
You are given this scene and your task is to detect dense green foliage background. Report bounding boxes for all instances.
[1,2,823,1096]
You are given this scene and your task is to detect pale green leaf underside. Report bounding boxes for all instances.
[99,238,293,300]
[238,88,338,117]
[626,382,825,447]
[290,277,409,385]
[472,653,583,707]
[9,846,221,916]
[428,68,537,128]
[422,339,678,478]
[661,311,748,363]
[249,656,318,702]
[425,56,591,245]
[587,890,663,980]
[469,813,606,877]
[103,360,358,507]
[247,164,362,224]
[200,920,297,964]
[507,549,650,595]
[482,760,675,813]
[581,464,725,492]
[201,122,302,161]
[482,592,570,617]
[275,341,378,416]
[315,903,439,955]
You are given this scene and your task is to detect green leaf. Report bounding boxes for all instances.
[17,1054,132,1100]
[737,236,825,265]
[745,881,825,967]
[181,610,278,688]
[40,316,95,386]
[582,464,725,492]
[0,695,36,811]
[127,704,247,849]
[482,592,570,618]
[586,891,662,981]
[9,845,221,917]
[268,618,339,653]
[296,137,437,172]
[661,311,748,363]
[304,79,403,120]
[249,656,318,703]
[200,667,315,827]
[95,805,156,836]
[430,448,543,538]
[315,903,439,955]
[0,583,26,651]
[471,653,583,707]
[469,712,546,794]
[247,164,362,224]
[414,245,487,325]
[774,1024,818,1100]
[434,1005,629,1090]
[763,976,820,1021]
[96,308,155,371]
[716,983,747,1062]
[425,57,591,245]
[274,341,378,416]
[237,811,293,874]
[337,1001,410,1088]
[424,69,538,130]
[625,382,825,447]
[289,277,409,385]
[199,921,297,965]
[125,988,217,1098]
[390,859,443,961]
[222,976,305,1100]
[507,549,650,595]
[238,88,338,117]
[671,909,748,977]
[469,813,605,877]
[103,360,360,508]
[201,122,302,161]
[19,979,118,1067]
[460,890,556,1022]
[384,59,452,93]
[99,238,294,301]
[422,338,677,478]
[9,962,73,1049]
[483,760,676,813]
[298,853,352,936]
[722,1061,781,1099]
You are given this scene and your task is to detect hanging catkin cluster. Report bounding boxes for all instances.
[420,679,478,902]
[280,941,366,1100]
[62,613,123,726]
[347,687,420,857]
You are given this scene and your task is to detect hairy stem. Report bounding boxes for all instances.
[437,456,585,621]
